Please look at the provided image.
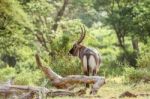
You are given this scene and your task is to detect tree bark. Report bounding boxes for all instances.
[0,84,75,98]
[113,24,127,52]
[131,36,139,53]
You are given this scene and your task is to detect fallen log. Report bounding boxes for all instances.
[35,53,105,94]
[0,84,75,98]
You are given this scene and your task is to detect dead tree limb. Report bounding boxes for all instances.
[0,84,75,98]
[35,33,50,52]
[35,53,105,94]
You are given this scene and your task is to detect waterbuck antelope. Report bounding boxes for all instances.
[69,26,101,87]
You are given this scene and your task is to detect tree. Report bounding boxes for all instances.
[93,0,150,51]
[92,0,150,66]
[0,0,34,67]
[0,0,32,51]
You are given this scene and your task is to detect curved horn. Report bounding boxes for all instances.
[76,26,86,44]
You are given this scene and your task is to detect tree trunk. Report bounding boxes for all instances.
[52,0,69,32]
[131,36,139,53]
[113,25,127,52]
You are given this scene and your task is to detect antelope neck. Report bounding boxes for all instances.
[78,46,86,58]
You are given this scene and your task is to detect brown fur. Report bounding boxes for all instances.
[69,44,101,75]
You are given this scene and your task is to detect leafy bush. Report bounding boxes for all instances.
[137,52,150,68]
[124,67,150,83]
[0,67,16,82]
[117,51,138,67]
[51,56,82,76]
[0,66,44,85]
[99,61,125,77]
[15,69,43,85]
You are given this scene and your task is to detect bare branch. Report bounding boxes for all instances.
[52,0,69,32]
[35,33,50,52]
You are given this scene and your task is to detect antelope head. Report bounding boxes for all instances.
[69,26,86,56]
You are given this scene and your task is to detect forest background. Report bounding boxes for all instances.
[0,0,150,98]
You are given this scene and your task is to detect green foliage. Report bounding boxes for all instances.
[117,51,138,66]
[0,67,43,85]
[93,0,150,59]
[137,52,150,68]
[15,70,43,85]
[15,46,35,71]
[0,0,34,53]
[124,67,150,83]
[0,0,32,28]
[0,67,16,82]
[0,0,150,86]
[137,39,150,68]
[100,62,125,77]
[51,56,82,76]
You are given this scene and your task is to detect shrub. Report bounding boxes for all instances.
[137,52,150,68]
[99,61,125,77]
[117,51,138,67]
[51,56,82,76]
[15,69,43,85]
[124,67,150,83]
[0,67,16,83]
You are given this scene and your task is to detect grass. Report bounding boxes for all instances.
[99,77,150,99]
[49,76,150,99]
